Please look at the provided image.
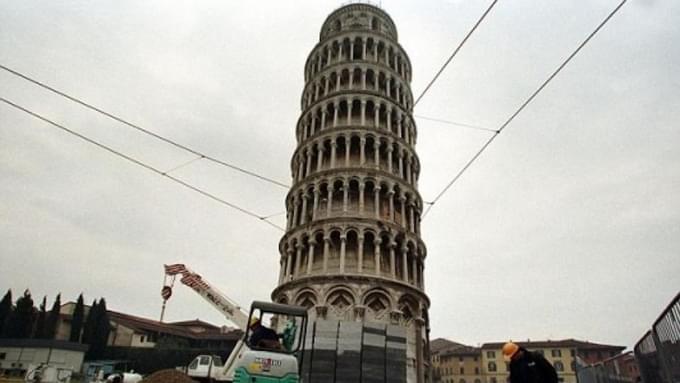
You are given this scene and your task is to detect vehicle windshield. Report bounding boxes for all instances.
[245,308,305,353]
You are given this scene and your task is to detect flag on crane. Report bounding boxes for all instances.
[164,264,187,275]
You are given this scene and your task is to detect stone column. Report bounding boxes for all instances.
[374,237,382,275]
[300,193,309,224]
[388,188,395,222]
[312,187,320,221]
[357,235,364,273]
[321,109,327,130]
[389,241,396,279]
[307,240,316,274]
[399,194,407,228]
[386,106,392,132]
[333,101,339,127]
[323,235,330,273]
[339,235,347,273]
[374,186,381,219]
[316,146,324,172]
[387,144,394,173]
[336,71,341,91]
[362,37,367,59]
[306,148,313,176]
[412,256,418,285]
[361,69,367,90]
[295,244,303,276]
[360,100,367,126]
[342,180,349,213]
[345,135,351,167]
[327,184,334,217]
[330,139,337,169]
[359,182,365,215]
[374,142,380,168]
[347,99,353,125]
[401,247,409,282]
[374,104,380,128]
[292,198,300,228]
[360,137,366,165]
[286,248,294,280]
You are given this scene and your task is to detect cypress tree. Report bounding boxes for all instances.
[5,290,35,338]
[88,298,111,359]
[0,289,11,337]
[34,296,48,338]
[69,294,85,342]
[45,293,61,339]
[81,299,98,345]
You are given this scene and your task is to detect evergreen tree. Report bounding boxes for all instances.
[87,298,111,360]
[45,293,61,339]
[4,290,35,338]
[69,294,85,342]
[81,299,98,345]
[33,296,48,338]
[0,289,11,337]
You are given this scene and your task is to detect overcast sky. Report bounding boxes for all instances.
[1,0,678,350]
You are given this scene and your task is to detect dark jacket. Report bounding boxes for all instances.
[509,348,559,383]
[249,325,279,348]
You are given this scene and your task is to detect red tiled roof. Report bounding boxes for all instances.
[441,346,481,357]
[430,338,468,353]
[107,311,241,341]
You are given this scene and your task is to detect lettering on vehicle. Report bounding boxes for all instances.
[254,357,283,372]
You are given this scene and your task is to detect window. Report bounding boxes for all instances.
[486,351,496,358]
[571,361,577,371]
[554,361,564,372]
[474,356,478,361]
[460,357,464,362]
[460,367,465,374]
[475,380,481,383]
[552,349,562,357]
[488,362,497,372]
[199,356,211,365]
[490,378,497,383]
[570,349,576,357]
[460,379,466,383]
[475,367,479,374]
[189,359,198,369]
[0,352,5,360]
[140,335,145,343]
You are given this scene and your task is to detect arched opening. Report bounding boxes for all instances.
[349,135,361,166]
[364,180,376,216]
[328,230,342,270]
[331,179,344,215]
[363,231,376,272]
[379,232,391,277]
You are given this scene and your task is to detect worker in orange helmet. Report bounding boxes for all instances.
[503,342,558,383]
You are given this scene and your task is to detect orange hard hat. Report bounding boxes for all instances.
[502,342,520,360]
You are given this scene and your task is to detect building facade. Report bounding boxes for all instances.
[431,338,627,383]
[270,3,430,382]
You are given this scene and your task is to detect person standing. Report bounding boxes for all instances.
[503,342,559,383]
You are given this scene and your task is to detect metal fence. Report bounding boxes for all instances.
[577,362,634,383]
[634,292,680,383]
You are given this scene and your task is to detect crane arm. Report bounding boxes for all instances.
[164,264,249,330]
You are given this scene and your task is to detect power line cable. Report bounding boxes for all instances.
[0,96,285,232]
[414,114,496,133]
[423,0,628,218]
[413,0,498,107]
[0,64,290,189]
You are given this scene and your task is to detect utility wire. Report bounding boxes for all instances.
[423,0,628,218]
[0,96,285,232]
[0,64,290,189]
[414,114,496,133]
[413,0,498,107]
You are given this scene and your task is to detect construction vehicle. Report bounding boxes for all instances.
[162,264,307,382]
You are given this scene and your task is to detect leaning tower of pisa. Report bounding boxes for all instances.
[271,3,430,382]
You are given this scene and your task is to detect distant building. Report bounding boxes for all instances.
[431,338,626,383]
[56,302,241,350]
